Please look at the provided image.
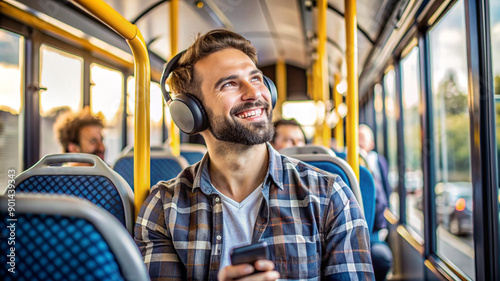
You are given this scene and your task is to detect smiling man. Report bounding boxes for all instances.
[134,29,374,281]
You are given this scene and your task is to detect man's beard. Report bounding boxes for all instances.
[206,100,274,145]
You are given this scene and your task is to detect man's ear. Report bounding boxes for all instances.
[67,143,81,153]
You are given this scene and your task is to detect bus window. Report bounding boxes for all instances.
[489,0,500,262]
[39,45,83,157]
[401,46,423,238]
[127,78,164,147]
[0,29,23,194]
[374,84,384,157]
[429,0,474,278]
[90,63,124,164]
[384,68,399,214]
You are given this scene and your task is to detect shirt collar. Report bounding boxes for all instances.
[266,143,284,190]
[192,143,284,195]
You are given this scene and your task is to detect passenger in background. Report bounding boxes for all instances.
[135,29,374,281]
[54,106,106,162]
[270,118,306,151]
[359,124,393,281]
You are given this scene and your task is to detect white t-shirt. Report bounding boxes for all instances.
[213,184,263,269]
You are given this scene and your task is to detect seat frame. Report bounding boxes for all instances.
[279,144,336,157]
[0,194,150,281]
[13,153,134,234]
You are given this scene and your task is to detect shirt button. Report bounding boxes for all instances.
[215,197,220,203]
[216,235,222,241]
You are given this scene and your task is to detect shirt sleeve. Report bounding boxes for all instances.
[322,175,375,280]
[134,186,186,280]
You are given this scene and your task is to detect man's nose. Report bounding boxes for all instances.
[241,81,262,101]
[97,140,105,151]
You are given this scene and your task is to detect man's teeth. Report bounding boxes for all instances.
[237,109,262,119]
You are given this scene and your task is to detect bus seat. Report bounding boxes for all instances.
[0,194,150,281]
[119,144,169,156]
[358,166,376,234]
[281,154,364,214]
[113,151,189,191]
[180,143,207,165]
[12,153,134,234]
[334,150,347,160]
[282,153,376,234]
[279,144,336,157]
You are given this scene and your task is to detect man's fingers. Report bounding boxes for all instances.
[218,260,279,281]
[237,270,281,281]
[218,264,253,280]
[254,260,275,271]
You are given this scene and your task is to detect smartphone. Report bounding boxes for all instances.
[230,241,269,267]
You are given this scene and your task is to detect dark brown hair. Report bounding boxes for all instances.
[169,29,257,100]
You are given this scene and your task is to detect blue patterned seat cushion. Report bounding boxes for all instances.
[180,151,204,165]
[16,176,125,226]
[114,157,185,190]
[0,214,124,281]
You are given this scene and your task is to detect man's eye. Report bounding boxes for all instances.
[251,76,262,82]
[222,81,236,88]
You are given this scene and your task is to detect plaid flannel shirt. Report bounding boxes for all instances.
[135,144,374,280]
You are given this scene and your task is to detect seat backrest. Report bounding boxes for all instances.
[113,151,189,190]
[284,154,376,234]
[358,166,376,234]
[279,144,336,157]
[282,153,364,216]
[180,143,207,165]
[119,145,170,156]
[334,150,347,160]
[13,153,134,234]
[0,194,150,281]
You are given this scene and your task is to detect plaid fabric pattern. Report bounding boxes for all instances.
[135,144,374,280]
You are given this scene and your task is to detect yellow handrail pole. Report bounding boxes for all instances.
[169,0,181,156]
[312,59,321,144]
[275,58,287,120]
[345,0,359,179]
[73,0,151,219]
[333,73,344,149]
[316,0,328,145]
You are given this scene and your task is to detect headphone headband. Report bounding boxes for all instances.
[160,50,186,102]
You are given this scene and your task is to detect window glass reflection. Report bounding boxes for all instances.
[429,0,474,278]
[0,29,23,194]
[90,63,123,164]
[39,45,83,157]
[489,0,500,272]
[127,78,164,147]
[384,68,399,214]
[374,83,385,157]
[401,47,424,239]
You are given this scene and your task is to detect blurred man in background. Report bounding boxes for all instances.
[359,124,393,281]
[270,118,306,151]
[54,107,106,161]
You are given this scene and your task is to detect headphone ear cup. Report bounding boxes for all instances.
[263,76,277,109]
[169,93,208,134]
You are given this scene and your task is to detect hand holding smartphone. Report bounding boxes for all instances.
[221,242,279,280]
[230,241,269,267]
